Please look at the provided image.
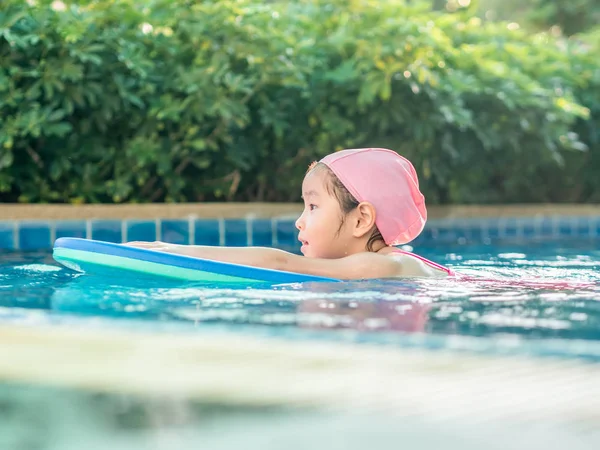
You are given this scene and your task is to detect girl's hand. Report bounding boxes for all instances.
[123,241,177,253]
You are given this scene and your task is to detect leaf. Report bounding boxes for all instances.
[0,150,13,169]
[44,122,73,137]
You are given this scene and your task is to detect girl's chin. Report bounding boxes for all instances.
[300,245,316,257]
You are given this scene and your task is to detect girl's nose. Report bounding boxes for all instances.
[295,214,304,230]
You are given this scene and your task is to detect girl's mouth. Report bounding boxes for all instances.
[299,239,308,252]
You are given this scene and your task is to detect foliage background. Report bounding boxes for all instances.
[0,0,598,204]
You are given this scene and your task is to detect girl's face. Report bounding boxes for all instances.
[295,169,356,258]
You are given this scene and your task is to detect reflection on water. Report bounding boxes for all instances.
[44,275,600,343]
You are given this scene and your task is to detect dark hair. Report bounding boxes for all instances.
[307,162,384,252]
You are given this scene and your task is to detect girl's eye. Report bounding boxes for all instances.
[309,204,317,211]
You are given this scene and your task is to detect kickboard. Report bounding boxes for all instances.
[52,238,339,284]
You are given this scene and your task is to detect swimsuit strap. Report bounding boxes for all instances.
[390,249,455,276]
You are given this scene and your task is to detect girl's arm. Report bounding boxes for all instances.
[125,241,404,280]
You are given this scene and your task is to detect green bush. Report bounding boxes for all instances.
[468,0,600,202]
[474,0,600,36]
[0,0,596,204]
[555,28,600,202]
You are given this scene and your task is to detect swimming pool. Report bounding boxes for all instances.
[1,239,600,449]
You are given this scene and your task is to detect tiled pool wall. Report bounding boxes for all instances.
[2,213,600,252]
[0,217,298,252]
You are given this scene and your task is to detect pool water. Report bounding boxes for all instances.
[1,240,600,450]
[1,241,600,351]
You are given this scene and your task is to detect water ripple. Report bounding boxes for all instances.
[2,243,600,355]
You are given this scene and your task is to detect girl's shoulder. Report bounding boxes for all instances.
[378,247,454,278]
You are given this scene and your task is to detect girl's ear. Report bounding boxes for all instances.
[352,202,377,238]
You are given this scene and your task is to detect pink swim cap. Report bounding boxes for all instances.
[320,148,427,245]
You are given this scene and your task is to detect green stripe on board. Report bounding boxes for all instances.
[53,247,256,283]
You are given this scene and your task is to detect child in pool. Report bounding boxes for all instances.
[127,148,452,279]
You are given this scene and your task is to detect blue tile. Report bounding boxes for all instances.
[276,219,299,248]
[594,219,600,237]
[574,217,591,237]
[224,219,247,247]
[161,220,189,245]
[251,219,273,247]
[91,220,122,243]
[0,222,14,250]
[194,219,220,246]
[467,227,484,241]
[55,221,86,240]
[522,224,536,238]
[476,218,498,235]
[501,218,518,237]
[127,220,157,242]
[517,219,536,238]
[409,234,426,246]
[19,221,51,250]
[420,227,435,241]
[456,227,472,241]
[590,218,600,237]
[486,226,501,239]
[436,228,458,242]
[557,219,573,237]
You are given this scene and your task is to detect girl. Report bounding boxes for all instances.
[127,148,452,279]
